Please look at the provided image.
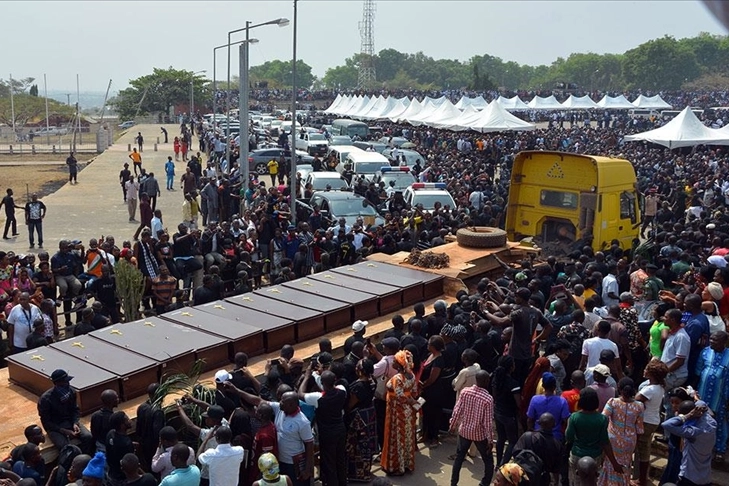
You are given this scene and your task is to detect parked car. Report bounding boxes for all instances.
[298,190,384,228]
[328,135,352,146]
[248,148,314,175]
[293,132,329,155]
[304,172,351,193]
[372,166,416,193]
[381,148,425,168]
[118,121,135,129]
[402,182,456,212]
[36,126,69,136]
[352,141,388,153]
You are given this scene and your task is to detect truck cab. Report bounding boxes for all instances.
[505,151,639,252]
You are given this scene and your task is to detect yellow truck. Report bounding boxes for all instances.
[505,151,640,252]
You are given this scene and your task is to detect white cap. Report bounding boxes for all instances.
[214,370,232,383]
[352,320,368,332]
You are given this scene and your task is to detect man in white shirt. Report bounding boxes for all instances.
[601,263,619,307]
[580,320,620,371]
[7,291,43,353]
[197,426,244,486]
[151,210,164,241]
[151,426,195,479]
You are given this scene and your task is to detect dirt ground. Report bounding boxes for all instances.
[0,160,91,205]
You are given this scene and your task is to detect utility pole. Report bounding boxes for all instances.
[357,0,376,89]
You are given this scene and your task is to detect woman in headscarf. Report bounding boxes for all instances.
[520,356,551,422]
[344,358,377,482]
[381,350,418,476]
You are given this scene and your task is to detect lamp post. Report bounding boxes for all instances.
[290,0,298,223]
[189,70,206,119]
[239,36,259,184]
[226,17,290,170]
[213,42,247,117]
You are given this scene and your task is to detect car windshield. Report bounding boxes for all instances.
[355,162,386,173]
[383,173,415,188]
[413,193,455,209]
[330,198,378,216]
[308,134,325,141]
[312,177,348,190]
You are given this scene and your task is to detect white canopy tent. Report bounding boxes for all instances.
[324,94,343,114]
[356,95,386,120]
[455,95,488,110]
[631,95,672,110]
[394,97,423,123]
[527,95,564,110]
[364,96,402,121]
[596,95,635,110]
[495,95,529,111]
[410,99,461,127]
[335,95,360,116]
[623,106,729,148]
[434,105,482,130]
[381,98,409,122]
[561,95,599,110]
[456,101,536,132]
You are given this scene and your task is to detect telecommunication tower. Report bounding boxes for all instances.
[357,0,376,89]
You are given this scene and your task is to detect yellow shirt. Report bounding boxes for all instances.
[267,159,279,175]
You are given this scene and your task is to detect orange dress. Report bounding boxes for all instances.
[381,372,417,475]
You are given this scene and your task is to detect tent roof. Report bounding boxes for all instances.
[624,106,729,148]
[458,101,536,132]
[496,95,529,111]
[527,95,563,110]
[596,95,636,109]
[394,97,423,123]
[561,95,599,110]
[631,94,672,110]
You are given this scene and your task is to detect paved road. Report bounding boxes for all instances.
[1,125,183,253]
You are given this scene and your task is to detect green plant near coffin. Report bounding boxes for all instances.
[114,259,144,322]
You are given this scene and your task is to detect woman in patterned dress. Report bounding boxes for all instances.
[344,358,377,482]
[598,377,644,486]
[381,350,418,476]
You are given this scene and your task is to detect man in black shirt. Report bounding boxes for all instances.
[230,352,261,395]
[0,188,22,239]
[193,275,218,306]
[26,319,49,349]
[121,453,156,486]
[73,309,96,336]
[105,412,135,486]
[89,265,118,324]
[343,320,367,355]
[119,163,131,202]
[135,384,165,472]
[38,369,94,454]
[382,314,406,341]
[173,224,203,290]
[89,389,118,452]
[66,152,78,184]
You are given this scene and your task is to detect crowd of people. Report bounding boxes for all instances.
[6,89,729,486]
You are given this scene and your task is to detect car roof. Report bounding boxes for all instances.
[311,190,362,200]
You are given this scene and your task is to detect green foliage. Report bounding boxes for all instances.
[114,259,145,322]
[249,59,315,89]
[0,77,35,96]
[29,85,39,97]
[623,36,701,90]
[110,67,209,120]
[0,94,74,127]
[320,33,729,91]
[155,359,215,427]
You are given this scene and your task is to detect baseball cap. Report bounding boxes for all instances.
[381,337,400,351]
[352,320,368,332]
[599,349,616,362]
[203,405,226,420]
[214,370,232,384]
[593,364,611,377]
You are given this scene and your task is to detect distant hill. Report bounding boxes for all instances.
[46,90,117,110]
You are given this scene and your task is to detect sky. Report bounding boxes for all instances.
[1,0,726,96]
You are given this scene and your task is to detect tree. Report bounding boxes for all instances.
[29,85,38,97]
[321,64,358,89]
[248,59,316,89]
[622,36,701,90]
[376,48,408,82]
[0,77,35,95]
[110,67,209,120]
[0,94,73,128]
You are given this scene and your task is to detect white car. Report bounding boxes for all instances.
[117,121,135,130]
[36,126,70,136]
[403,183,456,212]
[304,172,350,193]
[293,132,329,155]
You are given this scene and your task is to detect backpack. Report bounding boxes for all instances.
[513,448,544,486]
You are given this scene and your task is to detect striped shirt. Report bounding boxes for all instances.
[152,276,177,306]
[450,385,494,442]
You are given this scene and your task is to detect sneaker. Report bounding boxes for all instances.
[38,244,43,248]
[29,244,35,249]
[12,233,19,236]
[2,237,9,240]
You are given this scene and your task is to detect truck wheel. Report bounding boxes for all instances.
[255,163,267,175]
[456,227,508,248]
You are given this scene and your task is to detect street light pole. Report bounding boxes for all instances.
[189,70,206,120]
[239,21,252,184]
[290,0,298,223]
[225,17,290,171]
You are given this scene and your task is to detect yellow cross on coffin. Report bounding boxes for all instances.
[144,321,155,326]
[242,296,253,301]
[267,288,281,293]
[347,268,357,272]
[181,312,193,317]
[31,355,44,361]
[366,263,377,267]
[301,281,312,286]
[71,342,85,348]
[323,274,334,279]
[110,329,123,335]
[214,305,225,310]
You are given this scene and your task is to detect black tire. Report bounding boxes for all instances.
[255,162,268,175]
[456,227,508,248]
